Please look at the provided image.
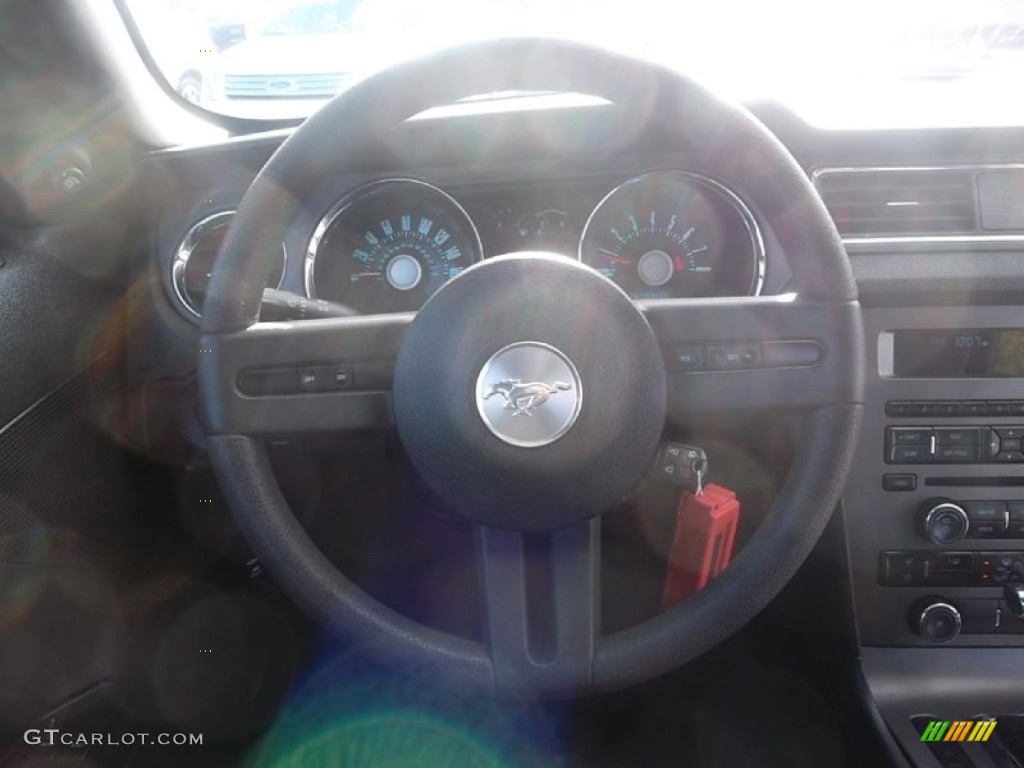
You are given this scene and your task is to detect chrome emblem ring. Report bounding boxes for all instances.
[476,342,582,448]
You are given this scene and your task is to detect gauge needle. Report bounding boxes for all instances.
[673,256,684,272]
[599,249,631,265]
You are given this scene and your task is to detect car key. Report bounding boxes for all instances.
[652,442,709,494]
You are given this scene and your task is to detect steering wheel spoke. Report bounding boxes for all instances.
[641,295,863,413]
[199,314,411,435]
[475,519,601,694]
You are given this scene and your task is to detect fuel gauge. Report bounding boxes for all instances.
[533,209,575,252]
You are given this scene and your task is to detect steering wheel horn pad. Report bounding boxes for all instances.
[393,253,666,531]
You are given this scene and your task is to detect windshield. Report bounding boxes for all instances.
[122,0,1024,128]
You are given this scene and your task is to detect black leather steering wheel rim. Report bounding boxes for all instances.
[198,38,864,696]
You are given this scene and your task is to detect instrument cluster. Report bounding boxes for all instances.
[169,170,768,320]
[304,171,766,314]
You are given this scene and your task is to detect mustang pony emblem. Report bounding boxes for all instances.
[482,378,573,417]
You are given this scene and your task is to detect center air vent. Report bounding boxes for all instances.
[814,169,977,237]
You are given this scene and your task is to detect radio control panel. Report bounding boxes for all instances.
[845,309,1024,649]
[885,422,1024,464]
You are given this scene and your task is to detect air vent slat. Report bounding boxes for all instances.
[816,169,977,237]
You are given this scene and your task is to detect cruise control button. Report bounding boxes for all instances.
[706,344,761,370]
[298,364,352,392]
[671,346,704,370]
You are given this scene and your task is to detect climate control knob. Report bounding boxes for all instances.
[911,598,962,643]
[918,498,969,545]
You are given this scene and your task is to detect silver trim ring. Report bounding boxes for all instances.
[171,210,286,320]
[918,602,962,643]
[579,169,766,298]
[304,177,483,300]
[923,502,970,543]
[476,342,583,448]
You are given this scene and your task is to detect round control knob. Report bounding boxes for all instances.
[912,599,962,643]
[918,498,969,545]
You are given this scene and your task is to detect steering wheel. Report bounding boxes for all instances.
[197,38,864,696]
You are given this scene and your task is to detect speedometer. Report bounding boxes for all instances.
[580,171,764,299]
[306,179,482,313]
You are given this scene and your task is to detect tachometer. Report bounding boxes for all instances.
[580,171,764,299]
[306,179,482,313]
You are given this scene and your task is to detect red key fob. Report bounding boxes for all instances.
[660,483,740,611]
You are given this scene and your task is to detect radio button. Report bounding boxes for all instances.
[882,473,917,492]
[966,501,1009,520]
[969,522,1004,538]
[994,426,1024,439]
[892,445,933,463]
[935,444,978,463]
[963,401,988,417]
[965,502,1008,538]
[1011,402,1024,416]
[1007,503,1024,537]
[994,451,1024,463]
[911,401,938,417]
[987,401,1013,417]
[934,427,981,445]
[1001,437,1022,453]
[885,401,913,417]
[889,427,932,445]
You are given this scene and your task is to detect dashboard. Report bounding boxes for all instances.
[121,96,1024,765]
[163,162,774,321]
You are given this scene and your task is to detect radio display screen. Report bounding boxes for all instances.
[894,328,1024,377]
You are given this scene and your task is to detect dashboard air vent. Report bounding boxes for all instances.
[815,169,977,237]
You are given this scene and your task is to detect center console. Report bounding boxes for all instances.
[846,309,1024,650]
[847,308,1024,767]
